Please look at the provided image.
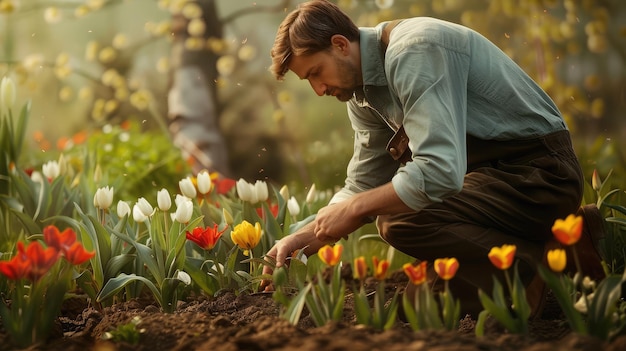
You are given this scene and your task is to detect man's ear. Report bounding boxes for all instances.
[330,34,350,55]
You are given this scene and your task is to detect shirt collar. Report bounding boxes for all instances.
[356,24,390,103]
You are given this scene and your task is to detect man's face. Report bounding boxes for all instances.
[288,48,361,102]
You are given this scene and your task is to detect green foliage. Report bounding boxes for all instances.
[102,316,145,345]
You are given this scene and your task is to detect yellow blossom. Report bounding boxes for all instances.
[318,244,343,266]
[98,47,117,64]
[58,86,73,102]
[434,257,459,280]
[112,33,129,49]
[216,55,236,76]
[552,214,583,246]
[130,89,153,111]
[231,220,262,256]
[488,244,516,270]
[184,37,205,51]
[182,2,202,18]
[85,41,99,61]
[187,18,206,37]
[238,45,257,62]
[44,7,62,23]
[74,5,90,18]
[547,249,567,273]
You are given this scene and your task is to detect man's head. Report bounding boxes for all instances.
[270,0,361,101]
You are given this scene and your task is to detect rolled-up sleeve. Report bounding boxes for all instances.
[387,37,470,211]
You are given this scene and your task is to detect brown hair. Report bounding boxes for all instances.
[270,0,359,80]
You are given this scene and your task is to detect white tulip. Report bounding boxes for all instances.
[132,203,148,222]
[279,185,289,201]
[287,196,300,217]
[174,194,189,206]
[236,178,253,202]
[176,270,191,285]
[305,183,317,204]
[174,197,193,223]
[157,188,171,211]
[94,186,114,210]
[1,76,16,109]
[117,200,131,218]
[254,180,268,203]
[179,176,197,199]
[30,171,44,184]
[196,171,212,195]
[42,160,60,180]
[136,197,154,217]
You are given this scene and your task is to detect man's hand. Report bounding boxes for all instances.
[314,201,364,242]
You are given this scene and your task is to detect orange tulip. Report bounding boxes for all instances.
[434,257,459,280]
[488,244,516,270]
[353,256,367,281]
[552,214,583,246]
[403,261,428,285]
[21,241,60,282]
[372,256,390,281]
[186,224,227,251]
[43,225,95,265]
[318,244,343,266]
[547,249,567,273]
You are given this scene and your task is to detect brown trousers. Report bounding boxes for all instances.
[377,130,583,309]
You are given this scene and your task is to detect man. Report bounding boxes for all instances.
[262,0,603,318]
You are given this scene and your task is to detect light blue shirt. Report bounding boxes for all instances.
[330,17,567,211]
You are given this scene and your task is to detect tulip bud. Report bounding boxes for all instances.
[279,185,289,201]
[236,178,253,202]
[591,169,601,192]
[94,186,114,210]
[306,183,317,204]
[196,171,212,195]
[117,200,131,218]
[42,160,61,180]
[179,176,197,199]
[254,180,268,203]
[176,270,191,285]
[157,188,171,211]
[222,208,234,226]
[1,76,16,110]
[132,203,148,222]
[287,196,300,217]
[136,197,154,217]
[31,171,44,184]
[174,197,193,223]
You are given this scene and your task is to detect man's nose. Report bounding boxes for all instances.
[309,80,326,96]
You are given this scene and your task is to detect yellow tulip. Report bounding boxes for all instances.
[552,214,583,246]
[434,257,459,280]
[488,244,516,270]
[353,256,367,281]
[403,261,428,286]
[231,220,262,256]
[547,249,567,273]
[318,244,342,266]
[372,256,390,281]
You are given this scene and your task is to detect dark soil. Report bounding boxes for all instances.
[1,272,625,351]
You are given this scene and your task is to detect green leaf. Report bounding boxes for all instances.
[97,273,162,308]
[283,283,312,325]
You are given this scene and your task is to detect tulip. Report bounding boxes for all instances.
[30,171,44,184]
[306,183,317,203]
[317,244,342,266]
[177,270,192,285]
[186,224,226,251]
[547,249,567,273]
[353,256,367,281]
[132,203,148,223]
[434,257,459,280]
[552,214,583,246]
[222,208,234,226]
[372,256,390,281]
[254,180,268,203]
[179,176,197,199]
[93,186,114,210]
[591,169,601,192]
[42,160,60,180]
[20,241,60,282]
[157,188,172,211]
[403,261,428,285]
[117,200,131,218]
[1,76,16,109]
[0,243,31,280]
[279,185,290,201]
[196,171,212,195]
[488,244,516,270]
[231,220,263,256]
[287,196,300,217]
[43,225,94,266]
[136,197,154,217]
[236,178,253,203]
[63,242,96,265]
[174,197,194,224]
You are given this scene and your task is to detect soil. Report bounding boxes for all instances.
[1,272,625,351]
